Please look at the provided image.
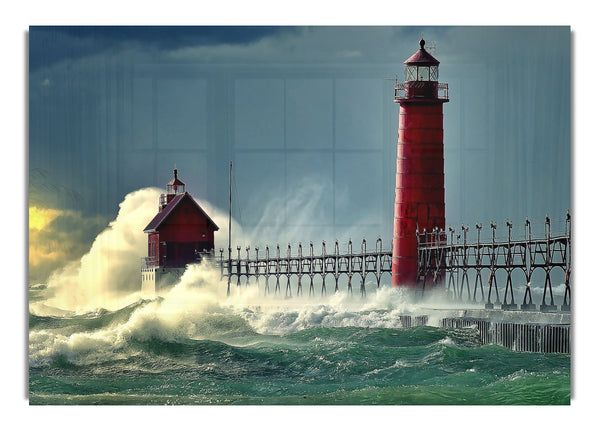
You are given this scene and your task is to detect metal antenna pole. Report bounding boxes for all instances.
[229,161,232,253]
[228,161,232,296]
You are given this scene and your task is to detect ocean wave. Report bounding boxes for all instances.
[28,263,568,385]
[29,264,486,371]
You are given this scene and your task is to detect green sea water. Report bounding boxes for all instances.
[28,285,570,405]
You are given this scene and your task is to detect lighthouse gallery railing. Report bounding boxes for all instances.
[394,81,449,101]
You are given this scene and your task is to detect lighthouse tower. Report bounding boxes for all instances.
[392,38,449,288]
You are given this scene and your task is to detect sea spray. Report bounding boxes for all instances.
[44,188,163,311]
[35,185,557,316]
[40,187,242,313]
[30,261,420,368]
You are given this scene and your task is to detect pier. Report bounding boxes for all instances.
[415,212,571,312]
[219,238,392,297]
[220,213,571,312]
[219,213,571,353]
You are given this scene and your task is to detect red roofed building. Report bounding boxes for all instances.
[141,169,219,294]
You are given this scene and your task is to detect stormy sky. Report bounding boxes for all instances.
[28,25,571,280]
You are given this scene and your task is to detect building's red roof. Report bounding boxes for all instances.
[143,192,219,233]
[404,39,440,66]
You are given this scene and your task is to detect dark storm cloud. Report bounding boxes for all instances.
[29,26,296,71]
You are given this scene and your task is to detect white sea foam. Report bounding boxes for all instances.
[29,261,429,366]
[164,263,432,336]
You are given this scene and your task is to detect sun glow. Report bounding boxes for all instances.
[29,206,61,231]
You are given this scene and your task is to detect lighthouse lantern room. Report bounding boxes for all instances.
[141,169,219,295]
[160,168,186,208]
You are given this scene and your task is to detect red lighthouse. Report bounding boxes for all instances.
[392,39,449,288]
[141,169,219,294]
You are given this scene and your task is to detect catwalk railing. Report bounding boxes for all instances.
[219,213,571,313]
[219,238,393,297]
[416,213,571,312]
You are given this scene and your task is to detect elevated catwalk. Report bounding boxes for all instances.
[220,214,571,353]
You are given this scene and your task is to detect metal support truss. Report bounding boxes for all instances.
[220,238,393,297]
[416,212,571,312]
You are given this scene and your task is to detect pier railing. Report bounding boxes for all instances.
[416,213,571,312]
[219,238,393,297]
[220,213,571,313]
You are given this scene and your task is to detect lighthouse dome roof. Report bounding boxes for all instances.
[167,168,185,186]
[404,38,440,66]
[167,177,185,186]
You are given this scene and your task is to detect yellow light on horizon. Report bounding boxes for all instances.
[29,206,61,231]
